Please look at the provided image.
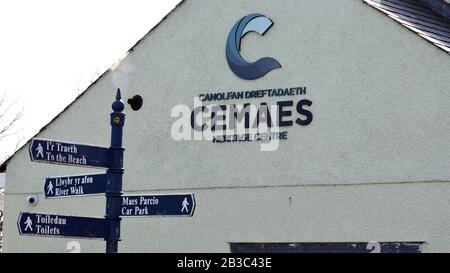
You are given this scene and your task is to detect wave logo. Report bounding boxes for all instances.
[226,13,281,80]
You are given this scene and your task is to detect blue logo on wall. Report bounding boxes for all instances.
[226,13,281,80]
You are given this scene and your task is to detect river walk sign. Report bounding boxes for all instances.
[18,212,106,239]
[44,173,108,198]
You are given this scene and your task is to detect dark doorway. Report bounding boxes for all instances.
[230,242,423,253]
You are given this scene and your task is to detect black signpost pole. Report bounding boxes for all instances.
[105,89,125,253]
[22,89,196,250]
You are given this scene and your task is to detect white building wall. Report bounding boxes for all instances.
[3,0,450,252]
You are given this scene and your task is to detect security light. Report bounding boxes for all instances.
[127,95,143,111]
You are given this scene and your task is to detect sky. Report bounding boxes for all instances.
[0,0,181,162]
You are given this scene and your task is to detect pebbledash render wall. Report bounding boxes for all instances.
[3,0,450,252]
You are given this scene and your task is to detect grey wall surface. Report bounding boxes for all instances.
[0,173,5,188]
[0,173,5,213]
[0,193,3,213]
[3,0,450,252]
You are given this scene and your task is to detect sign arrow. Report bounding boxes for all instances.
[17,212,107,239]
[44,173,108,198]
[120,193,195,217]
[29,138,110,168]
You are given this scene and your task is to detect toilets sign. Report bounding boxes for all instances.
[17,212,107,239]
[29,138,109,168]
[120,193,196,217]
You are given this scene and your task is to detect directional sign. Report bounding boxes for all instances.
[18,212,106,239]
[29,138,109,168]
[44,173,108,198]
[120,193,195,217]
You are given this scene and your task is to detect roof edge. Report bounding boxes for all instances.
[419,0,450,21]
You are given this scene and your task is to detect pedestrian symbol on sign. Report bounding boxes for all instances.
[47,181,54,195]
[181,197,189,213]
[36,143,44,158]
[24,216,33,231]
